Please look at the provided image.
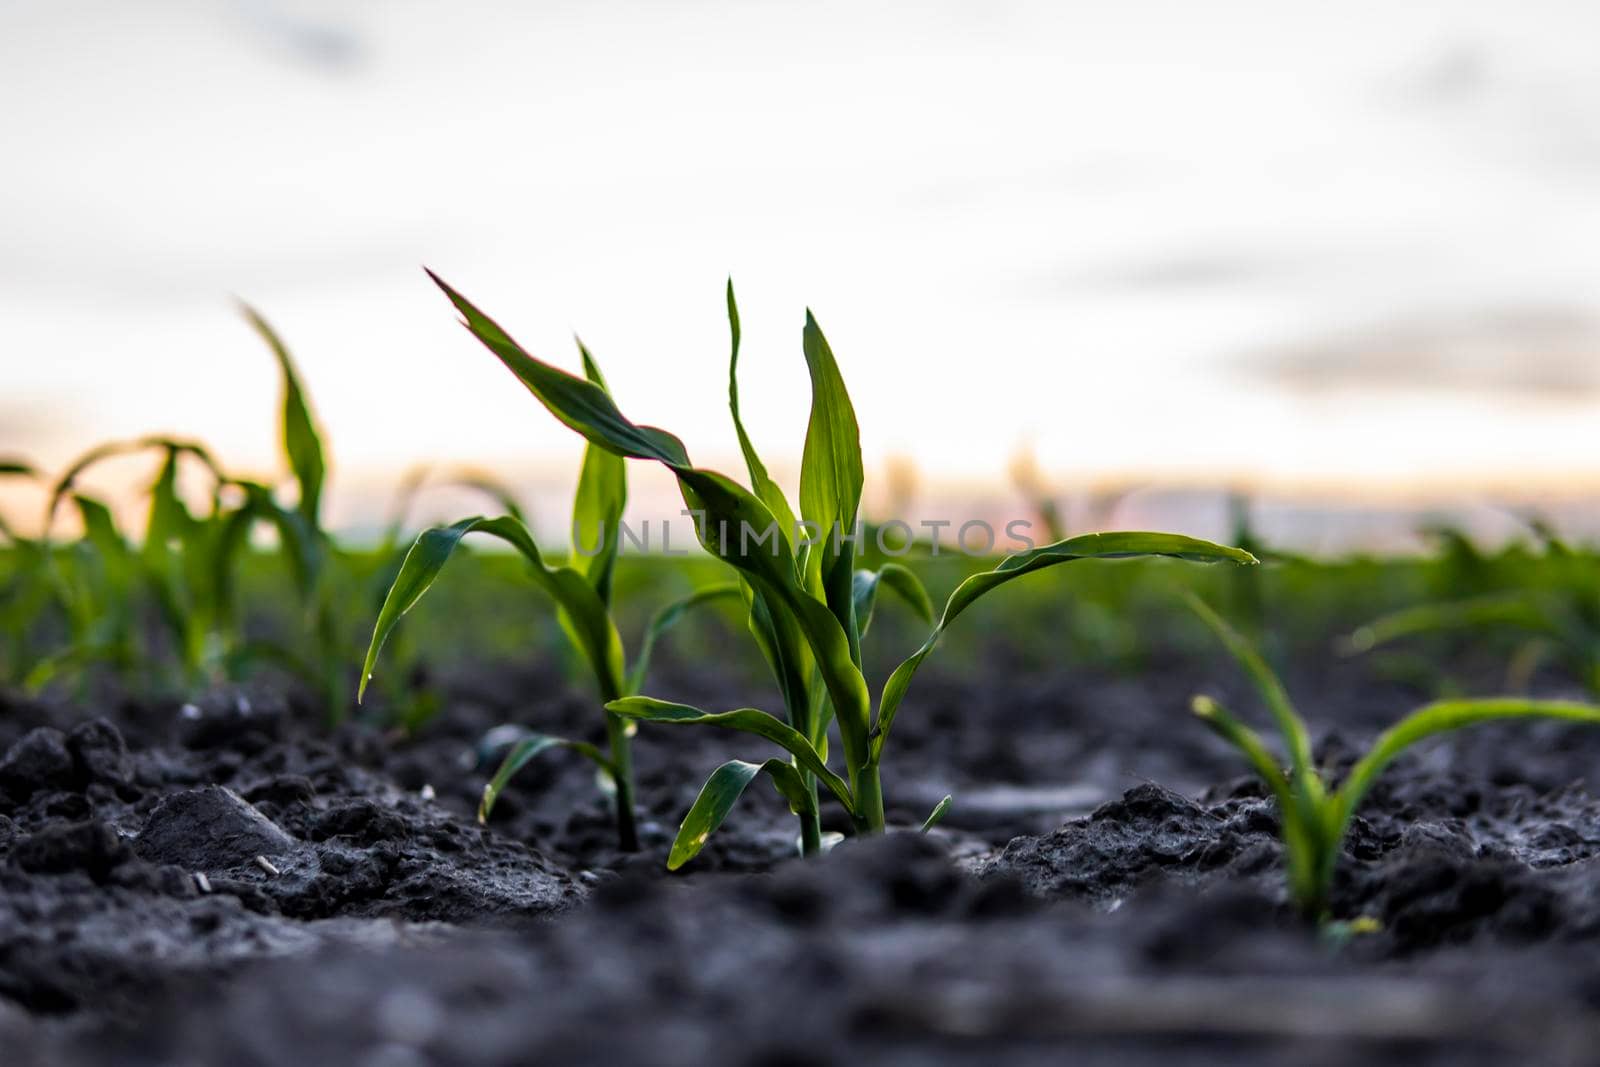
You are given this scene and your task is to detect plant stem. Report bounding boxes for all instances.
[854,762,886,835]
[604,710,640,851]
[798,769,822,856]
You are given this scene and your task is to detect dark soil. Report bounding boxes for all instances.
[7,647,1600,1066]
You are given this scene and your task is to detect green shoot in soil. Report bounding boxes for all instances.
[425,270,1258,867]
[1186,591,1600,921]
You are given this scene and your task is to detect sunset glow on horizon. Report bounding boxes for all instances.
[6,1,1600,550]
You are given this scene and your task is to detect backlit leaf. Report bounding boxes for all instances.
[606,696,854,812]
[873,532,1256,759]
[667,758,815,870]
[478,732,614,824]
[242,305,326,528]
[361,515,625,703]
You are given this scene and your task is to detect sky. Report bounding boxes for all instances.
[4,1,1600,542]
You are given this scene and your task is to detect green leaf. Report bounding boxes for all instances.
[739,580,818,740]
[798,310,864,650]
[667,758,815,870]
[0,460,38,478]
[145,449,192,551]
[46,437,223,538]
[227,480,322,599]
[142,449,204,669]
[478,732,614,824]
[242,305,326,528]
[1346,594,1559,653]
[73,495,126,562]
[1182,591,1317,798]
[873,532,1257,759]
[1189,696,1292,807]
[429,272,873,765]
[921,794,953,832]
[1332,698,1600,835]
[569,342,627,604]
[382,465,529,551]
[673,468,873,766]
[852,563,934,639]
[1190,694,1323,909]
[428,270,690,465]
[726,280,800,548]
[606,696,854,812]
[361,515,625,703]
[624,582,744,695]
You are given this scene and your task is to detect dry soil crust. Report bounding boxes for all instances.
[5,657,1600,1066]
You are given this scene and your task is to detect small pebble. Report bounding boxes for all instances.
[194,871,212,894]
[419,784,436,802]
[254,855,281,876]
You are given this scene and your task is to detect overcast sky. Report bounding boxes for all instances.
[4,1,1600,534]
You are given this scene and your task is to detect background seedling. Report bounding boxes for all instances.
[1186,592,1600,922]
[424,271,1257,868]
[1346,533,1600,699]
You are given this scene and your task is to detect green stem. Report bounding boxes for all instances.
[798,768,823,856]
[854,762,886,835]
[604,710,640,851]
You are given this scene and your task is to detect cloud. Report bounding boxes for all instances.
[1233,307,1600,399]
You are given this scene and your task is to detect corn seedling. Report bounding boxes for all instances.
[238,305,356,718]
[21,307,341,703]
[423,271,1257,868]
[359,341,744,852]
[0,460,60,685]
[1346,539,1600,698]
[34,437,236,692]
[1185,592,1600,922]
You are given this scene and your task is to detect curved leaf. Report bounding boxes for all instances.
[226,480,322,598]
[624,582,744,695]
[242,304,326,527]
[428,270,690,465]
[726,280,799,547]
[1332,698,1600,835]
[1191,694,1323,908]
[73,495,127,563]
[667,758,815,870]
[853,563,934,639]
[360,515,624,703]
[382,464,530,550]
[606,696,854,812]
[45,436,223,537]
[478,731,614,824]
[873,532,1257,759]
[798,310,864,650]
[1183,592,1317,799]
[920,794,954,832]
[1345,595,1559,653]
[570,342,627,603]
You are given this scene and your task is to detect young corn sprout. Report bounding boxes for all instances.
[1185,592,1600,922]
[358,341,743,852]
[423,270,1257,868]
[1346,537,1600,698]
[24,307,340,703]
[0,460,58,686]
[35,436,235,692]
[241,305,363,720]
